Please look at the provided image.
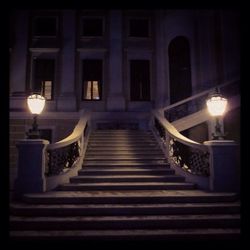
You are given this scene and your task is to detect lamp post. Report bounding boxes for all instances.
[26,94,46,139]
[206,87,228,140]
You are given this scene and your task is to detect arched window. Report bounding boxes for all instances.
[168,36,192,104]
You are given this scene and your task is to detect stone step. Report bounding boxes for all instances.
[10,202,240,216]
[88,139,156,143]
[78,168,175,175]
[88,142,159,146]
[57,182,195,191]
[90,134,155,138]
[93,131,152,135]
[9,228,241,240]
[70,175,185,183]
[10,214,240,230]
[86,147,162,152]
[83,161,169,167]
[81,165,170,170]
[85,155,166,160]
[85,151,164,156]
[22,191,238,204]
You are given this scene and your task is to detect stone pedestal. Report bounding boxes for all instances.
[204,140,239,192]
[14,139,49,198]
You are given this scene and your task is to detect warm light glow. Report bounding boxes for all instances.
[27,94,46,114]
[92,81,100,100]
[206,95,228,116]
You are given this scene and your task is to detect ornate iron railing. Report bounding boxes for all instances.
[46,111,90,176]
[164,78,239,122]
[153,113,210,177]
[47,140,81,176]
[169,138,209,176]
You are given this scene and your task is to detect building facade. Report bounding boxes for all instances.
[9,9,240,189]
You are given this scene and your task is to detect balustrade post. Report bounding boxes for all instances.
[14,139,49,198]
[204,140,239,192]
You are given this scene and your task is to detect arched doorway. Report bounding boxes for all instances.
[168,36,192,104]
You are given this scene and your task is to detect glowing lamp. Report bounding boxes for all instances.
[206,95,227,116]
[26,94,46,139]
[206,88,228,140]
[27,94,46,114]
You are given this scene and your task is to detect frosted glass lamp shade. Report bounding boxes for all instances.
[206,95,227,117]
[27,94,46,115]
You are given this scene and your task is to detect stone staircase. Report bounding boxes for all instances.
[10,129,240,240]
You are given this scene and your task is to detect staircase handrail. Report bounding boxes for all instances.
[162,77,239,112]
[153,110,207,152]
[46,110,91,177]
[152,109,210,180]
[47,111,90,151]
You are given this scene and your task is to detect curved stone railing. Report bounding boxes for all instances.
[152,110,210,189]
[163,78,239,123]
[45,110,91,190]
[151,105,239,192]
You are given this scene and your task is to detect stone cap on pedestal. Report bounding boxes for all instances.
[203,140,236,146]
[16,139,49,146]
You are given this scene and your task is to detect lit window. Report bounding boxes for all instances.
[92,81,100,100]
[42,80,52,100]
[82,60,102,101]
[83,80,100,100]
[33,58,54,100]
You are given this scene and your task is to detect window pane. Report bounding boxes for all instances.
[168,37,192,104]
[33,17,57,36]
[129,19,149,37]
[83,81,92,100]
[82,60,102,100]
[43,80,52,100]
[92,81,100,100]
[130,60,150,101]
[82,18,103,36]
[33,59,54,99]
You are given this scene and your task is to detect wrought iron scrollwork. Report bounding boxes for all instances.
[169,139,210,176]
[47,141,81,176]
[165,97,207,122]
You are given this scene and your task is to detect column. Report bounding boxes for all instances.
[10,10,29,110]
[154,10,167,108]
[106,10,125,111]
[57,10,77,111]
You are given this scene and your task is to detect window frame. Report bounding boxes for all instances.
[81,16,104,38]
[32,15,59,38]
[81,59,103,101]
[129,59,151,101]
[128,17,150,38]
[30,56,56,101]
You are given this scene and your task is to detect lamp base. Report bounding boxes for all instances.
[212,117,227,140]
[212,134,226,140]
[26,129,41,139]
